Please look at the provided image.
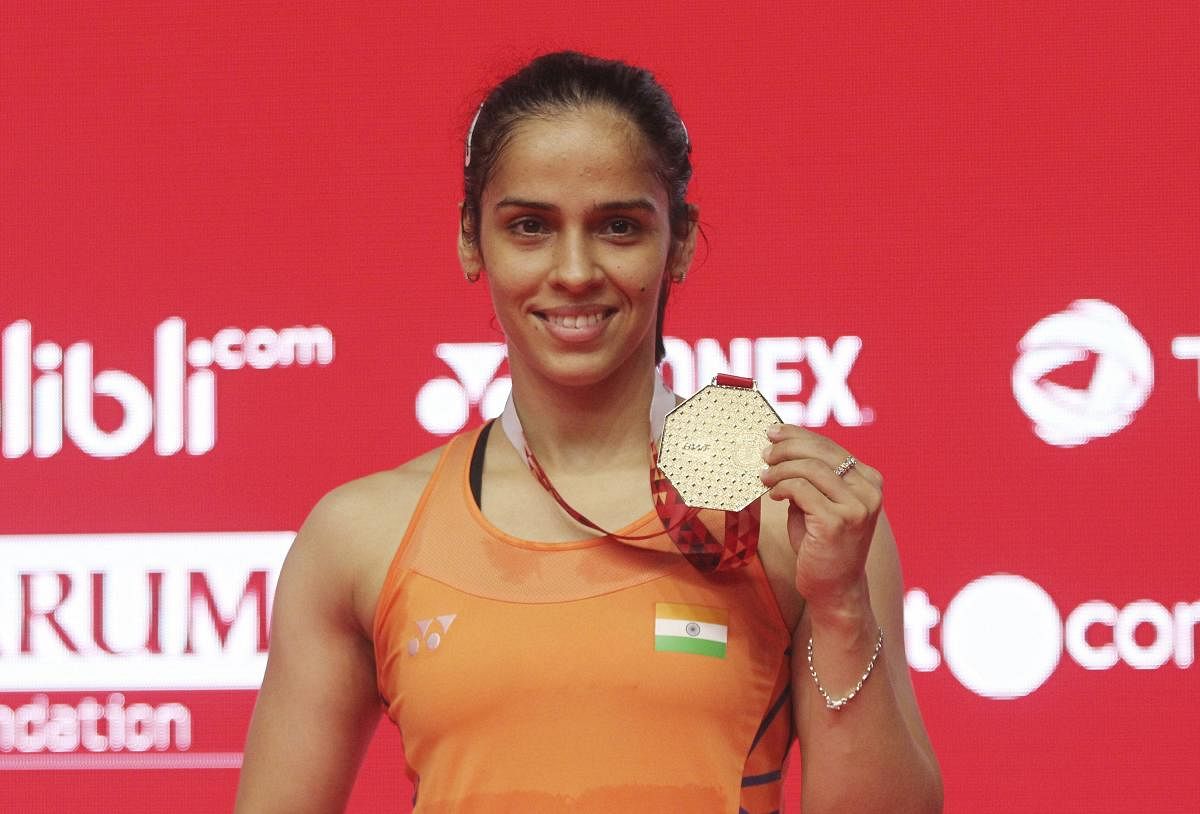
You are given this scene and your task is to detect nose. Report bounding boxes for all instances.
[549,226,602,292]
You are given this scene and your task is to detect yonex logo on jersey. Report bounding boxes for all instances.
[406,613,457,656]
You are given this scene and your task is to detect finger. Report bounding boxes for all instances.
[763,439,881,504]
[766,422,828,445]
[846,458,884,492]
[763,424,884,503]
[767,475,869,541]
[762,459,868,514]
[762,435,848,471]
[767,471,840,515]
[829,456,884,500]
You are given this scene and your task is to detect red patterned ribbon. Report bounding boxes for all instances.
[649,444,760,573]
[524,441,760,573]
[506,371,762,572]
[521,444,683,539]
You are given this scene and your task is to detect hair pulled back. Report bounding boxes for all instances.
[461,51,693,364]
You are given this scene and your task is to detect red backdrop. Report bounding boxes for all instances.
[3,2,1198,811]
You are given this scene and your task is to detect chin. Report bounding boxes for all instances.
[518,344,654,391]
[541,358,629,388]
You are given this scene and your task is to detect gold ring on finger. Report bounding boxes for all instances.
[833,455,858,478]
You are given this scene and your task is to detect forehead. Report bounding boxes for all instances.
[483,106,666,207]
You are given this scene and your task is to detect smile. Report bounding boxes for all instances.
[536,309,615,329]
[533,307,617,342]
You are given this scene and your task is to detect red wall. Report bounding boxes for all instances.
[3,2,1198,811]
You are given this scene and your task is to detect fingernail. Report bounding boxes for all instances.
[766,424,782,439]
[761,444,772,462]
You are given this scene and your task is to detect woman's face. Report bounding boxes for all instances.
[461,105,691,390]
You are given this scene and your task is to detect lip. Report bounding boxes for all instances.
[533,305,617,344]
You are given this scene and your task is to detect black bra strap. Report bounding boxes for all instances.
[468,420,494,508]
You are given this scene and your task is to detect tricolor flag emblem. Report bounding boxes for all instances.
[654,603,729,659]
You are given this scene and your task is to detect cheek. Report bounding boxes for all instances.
[617,245,669,284]
[487,277,531,315]
[480,242,540,292]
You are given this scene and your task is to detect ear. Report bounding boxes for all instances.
[458,202,484,282]
[668,204,699,283]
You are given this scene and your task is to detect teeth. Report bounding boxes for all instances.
[546,311,606,329]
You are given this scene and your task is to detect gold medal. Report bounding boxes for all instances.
[657,375,782,512]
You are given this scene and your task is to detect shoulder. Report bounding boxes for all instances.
[307,444,446,538]
[288,441,454,637]
[237,445,457,812]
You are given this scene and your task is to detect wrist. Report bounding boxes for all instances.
[804,578,875,638]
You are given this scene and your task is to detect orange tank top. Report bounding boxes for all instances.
[373,427,794,813]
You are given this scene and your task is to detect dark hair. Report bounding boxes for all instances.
[461,51,693,364]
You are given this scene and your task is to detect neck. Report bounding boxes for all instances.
[505,352,658,472]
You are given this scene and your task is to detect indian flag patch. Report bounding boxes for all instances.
[654,603,728,658]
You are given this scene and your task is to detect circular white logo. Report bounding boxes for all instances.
[941,574,1062,699]
[1012,299,1153,447]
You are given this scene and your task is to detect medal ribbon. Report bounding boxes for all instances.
[498,372,760,572]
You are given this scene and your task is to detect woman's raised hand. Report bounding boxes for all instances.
[759,423,885,618]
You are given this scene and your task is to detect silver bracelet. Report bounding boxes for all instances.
[806,625,885,711]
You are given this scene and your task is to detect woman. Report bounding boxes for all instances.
[236,51,943,813]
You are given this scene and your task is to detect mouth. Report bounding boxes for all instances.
[532,306,619,344]
[533,307,618,329]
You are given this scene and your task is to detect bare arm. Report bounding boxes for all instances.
[792,511,943,813]
[235,460,433,813]
[759,424,942,812]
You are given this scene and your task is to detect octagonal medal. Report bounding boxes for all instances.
[657,375,782,512]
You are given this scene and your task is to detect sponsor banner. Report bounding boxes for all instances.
[4,2,1198,812]
[905,575,1199,699]
[1012,299,1199,447]
[0,318,334,459]
[0,534,293,690]
[415,335,871,436]
[0,690,255,768]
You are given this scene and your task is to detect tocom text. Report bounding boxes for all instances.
[904,574,1199,700]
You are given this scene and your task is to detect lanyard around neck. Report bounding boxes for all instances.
[496,371,760,572]
[499,372,677,456]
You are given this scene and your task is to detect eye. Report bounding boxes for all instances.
[603,218,640,237]
[509,217,549,236]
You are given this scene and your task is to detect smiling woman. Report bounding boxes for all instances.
[235,51,942,814]
[462,103,686,389]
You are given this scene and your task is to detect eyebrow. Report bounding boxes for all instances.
[494,197,658,214]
